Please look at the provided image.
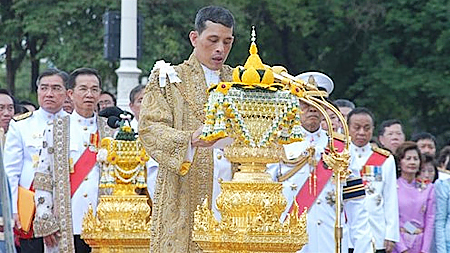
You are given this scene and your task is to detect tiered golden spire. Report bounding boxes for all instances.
[231,26,277,88]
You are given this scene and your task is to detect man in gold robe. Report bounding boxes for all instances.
[139,6,235,253]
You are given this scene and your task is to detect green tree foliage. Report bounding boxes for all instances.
[1,0,450,146]
[38,0,120,87]
[350,0,450,146]
[0,0,120,96]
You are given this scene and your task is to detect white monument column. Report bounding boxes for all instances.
[115,0,141,112]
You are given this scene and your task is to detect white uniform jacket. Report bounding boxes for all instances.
[4,108,67,214]
[349,142,399,249]
[267,128,373,253]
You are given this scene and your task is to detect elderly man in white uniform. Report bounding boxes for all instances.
[347,107,399,253]
[267,72,372,253]
[4,69,69,252]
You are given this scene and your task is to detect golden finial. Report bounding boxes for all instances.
[231,26,274,85]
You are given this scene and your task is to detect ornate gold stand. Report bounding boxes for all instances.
[82,195,151,253]
[82,126,151,252]
[194,145,308,252]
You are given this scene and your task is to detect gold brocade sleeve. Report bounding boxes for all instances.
[139,69,193,176]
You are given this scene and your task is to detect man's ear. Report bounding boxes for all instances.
[378,136,385,145]
[189,31,198,47]
[67,89,73,100]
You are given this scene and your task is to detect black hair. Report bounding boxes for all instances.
[0,89,15,105]
[129,85,145,104]
[437,146,450,169]
[421,154,439,183]
[378,119,403,137]
[100,91,117,106]
[0,89,13,99]
[411,132,436,145]
[19,100,37,110]
[347,107,375,127]
[395,141,422,178]
[36,69,69,89]
[14,104,29,115]
[334,99,355,109]
[68,68,102,89]
[195,6,235,34]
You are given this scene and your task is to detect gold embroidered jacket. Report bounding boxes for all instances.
[139,54,233,253]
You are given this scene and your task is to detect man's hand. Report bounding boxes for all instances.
[44,231,60,248]
[191,126,221,148]
[384,240,395,253]
[13,213,21,230]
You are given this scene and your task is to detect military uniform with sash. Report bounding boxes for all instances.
[349,143,399,251]
[267,128,372,253]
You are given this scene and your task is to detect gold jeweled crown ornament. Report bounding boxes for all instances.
[82,118,151,253]
[192,27,309,253]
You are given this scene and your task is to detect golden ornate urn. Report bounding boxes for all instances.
[192,28,310,253]
[193,27,352,253]
[82,124,151,253]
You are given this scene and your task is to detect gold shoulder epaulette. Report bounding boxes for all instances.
[13,111,32,121]
[332,132,346,142]
[372,146,391,157]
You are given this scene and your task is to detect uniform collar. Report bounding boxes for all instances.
[37,108,67,124]
[350,142,372,154]
[302,126,325,144]
[72,110,96,126]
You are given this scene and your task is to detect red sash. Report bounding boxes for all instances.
[70,132,99,197]
[364,150,388,167]
[291,138,345,215]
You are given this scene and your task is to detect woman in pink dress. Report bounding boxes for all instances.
[394,141,435,253]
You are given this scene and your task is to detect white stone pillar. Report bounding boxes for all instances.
[115,0,141,112]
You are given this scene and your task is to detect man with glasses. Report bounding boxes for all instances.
[4,69,68,253]
[97,91,116,112]
[32,68,112,252]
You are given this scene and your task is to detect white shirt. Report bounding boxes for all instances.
[349,142,399,249]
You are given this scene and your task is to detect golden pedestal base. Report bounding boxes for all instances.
[193,167,308,253]
[82,195,151,253]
